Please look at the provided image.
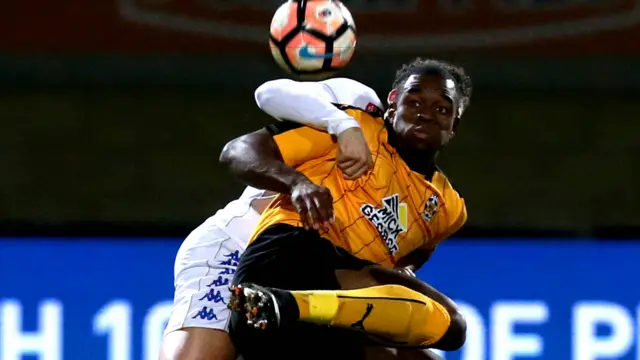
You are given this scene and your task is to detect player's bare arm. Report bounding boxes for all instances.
[220,129,304,195]
[335,127,373,179]
[220,130,334,230]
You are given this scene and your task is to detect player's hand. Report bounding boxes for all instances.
[290,178,334,231]
[336,127,373,180]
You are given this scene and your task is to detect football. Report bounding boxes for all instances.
[269,0,357,79]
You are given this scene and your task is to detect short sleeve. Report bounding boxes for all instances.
[446,197,467,236]
[265,120,335,167]
[431,171,467,245]
[432,183,468,245]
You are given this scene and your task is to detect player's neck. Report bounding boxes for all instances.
[399,148,438,179]
[386,123,438,179]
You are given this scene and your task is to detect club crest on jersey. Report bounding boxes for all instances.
[361,194,408,255]
[422,195,439,222]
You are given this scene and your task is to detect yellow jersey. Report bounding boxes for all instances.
[250,106,467,268]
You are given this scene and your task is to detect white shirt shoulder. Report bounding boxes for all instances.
[319,78,384,113]
[254,77,383,135]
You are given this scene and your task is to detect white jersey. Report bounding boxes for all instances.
[164,78,382,335]
[210,186,273,246]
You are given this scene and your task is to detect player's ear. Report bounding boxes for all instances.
[386,89,398,121]
[387,88,398,105]
[450,117,460,139]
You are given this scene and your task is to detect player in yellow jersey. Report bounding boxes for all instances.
[220,58,472,360]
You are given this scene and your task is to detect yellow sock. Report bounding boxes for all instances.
[290,285,450,347]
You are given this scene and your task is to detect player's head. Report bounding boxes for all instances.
[385,58,473,151]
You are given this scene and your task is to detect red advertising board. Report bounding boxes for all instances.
[2,0,640,53]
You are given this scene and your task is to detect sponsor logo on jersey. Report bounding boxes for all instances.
[422,194,439,222]
[361,194,408,255]
[117,0,640,51]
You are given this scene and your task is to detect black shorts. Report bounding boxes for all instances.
[230,223,375,360]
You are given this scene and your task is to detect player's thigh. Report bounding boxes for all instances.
[159,328,235,360]
[233,224,360,289]
[163,222,243,359]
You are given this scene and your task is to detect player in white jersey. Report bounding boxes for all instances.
[159,78,381,360]
[162,187,273,335]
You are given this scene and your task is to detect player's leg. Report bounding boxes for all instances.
[159,328,235,360]
[364,348,445,360]
[231,282,456,349]
[230,228,465,351]
[160,221,243,360]
[228,224,371,360]
[360,265,466,351]
[237,273,465,350]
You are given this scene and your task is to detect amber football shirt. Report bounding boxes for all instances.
[250,107,467,268]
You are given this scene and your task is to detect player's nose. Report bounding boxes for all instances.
[416,112,436,124]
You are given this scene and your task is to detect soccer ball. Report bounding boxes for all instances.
[269,0,357,79]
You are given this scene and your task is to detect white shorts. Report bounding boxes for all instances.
[164,218,244,335]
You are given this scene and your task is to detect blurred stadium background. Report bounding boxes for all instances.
[1,0,640,359]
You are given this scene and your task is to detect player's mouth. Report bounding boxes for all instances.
[413,129,429,139]
[412,125,436,139]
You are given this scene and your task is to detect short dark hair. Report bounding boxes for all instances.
[392,58,473,116]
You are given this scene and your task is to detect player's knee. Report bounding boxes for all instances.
[433,309,466,351]
[159,328,236,360]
